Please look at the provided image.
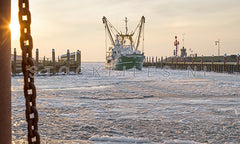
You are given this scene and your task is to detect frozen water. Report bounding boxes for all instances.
[12,63,240,143]
[89,135,149,143]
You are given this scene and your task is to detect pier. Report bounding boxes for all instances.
[11,48,82,76]
[144,55,240,73]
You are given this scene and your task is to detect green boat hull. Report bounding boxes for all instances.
[106,54,145,70]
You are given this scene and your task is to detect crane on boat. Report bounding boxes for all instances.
[102,16,145,52]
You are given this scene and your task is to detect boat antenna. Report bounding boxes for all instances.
[125,17,128,34]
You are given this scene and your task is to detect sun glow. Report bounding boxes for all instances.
[10,0,20,40]
[9,22,20,40]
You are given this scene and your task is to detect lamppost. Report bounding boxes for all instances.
[215,39,220,56]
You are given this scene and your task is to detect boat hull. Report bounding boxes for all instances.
[106,54,145,70]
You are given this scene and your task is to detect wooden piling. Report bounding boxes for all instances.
[36,49,39,74]
[0,0,12,143]
[52,49,56,75]
[183,56,186,69]
[67,49,70,74]
[223,54,226,72]
[192,56,194,65]
[237,54,239,72]
[43,56,46,65]
[211,55,214,72]
[76,50,81,73]
[161,56,163,68]
[13,48,17,75]
[175,56,178,69]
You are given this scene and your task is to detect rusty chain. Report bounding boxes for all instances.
[18,0,40,143]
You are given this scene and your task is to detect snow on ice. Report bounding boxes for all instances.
[12,63,240,143]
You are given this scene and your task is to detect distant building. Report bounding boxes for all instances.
[180,47,187,57]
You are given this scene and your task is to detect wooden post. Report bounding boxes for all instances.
[211,55,214,71]
[223,54,226,72]
[192,56,194,69]
[201,55,203,71]
[36,49,39,74]
[152,57,154,66]
[192,56,194,64]
[183,56,186,69]
[52,49,56,75]
[175,56,178,69]
[76,50,81,73]
[0,0,12,143]
[237,54,239,72]
[67,49,70,74]
[43,56,46,66]
[165,56,167,63]
[13,48,17,75]
[161,56,163,68]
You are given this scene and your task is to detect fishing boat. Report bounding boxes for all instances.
[102,16,145,70]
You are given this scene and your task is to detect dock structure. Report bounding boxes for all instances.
[11,49,82,75]
[144,55,240,73]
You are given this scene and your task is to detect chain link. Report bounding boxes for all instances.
[18,0,40,143]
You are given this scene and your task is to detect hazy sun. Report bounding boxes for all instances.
[9,22,20,40]
[10,0,20,40]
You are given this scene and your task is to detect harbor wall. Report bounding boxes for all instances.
[144,55,240,73]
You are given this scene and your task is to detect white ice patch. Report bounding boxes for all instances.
[164,139,203,144]
[90,135,149,143]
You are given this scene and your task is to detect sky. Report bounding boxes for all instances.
[11,0,240,62]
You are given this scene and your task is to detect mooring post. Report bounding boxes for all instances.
[175,56,178,69]
[67,49,70,74]
[152,56,154,66]
[76,50,81,73]
[201,55,203,71]
[155,56,158,66]
[211,55,214,72]
[13,48,17,76]
[223,54,227,72]
[36,48,39,74]
[52,49,56,75]
[43,56,46,66]
[161,56,163,68]
[192,55,194,65]
[183,56,186,69]
[237,54,239,72]
[0,0,11,143]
